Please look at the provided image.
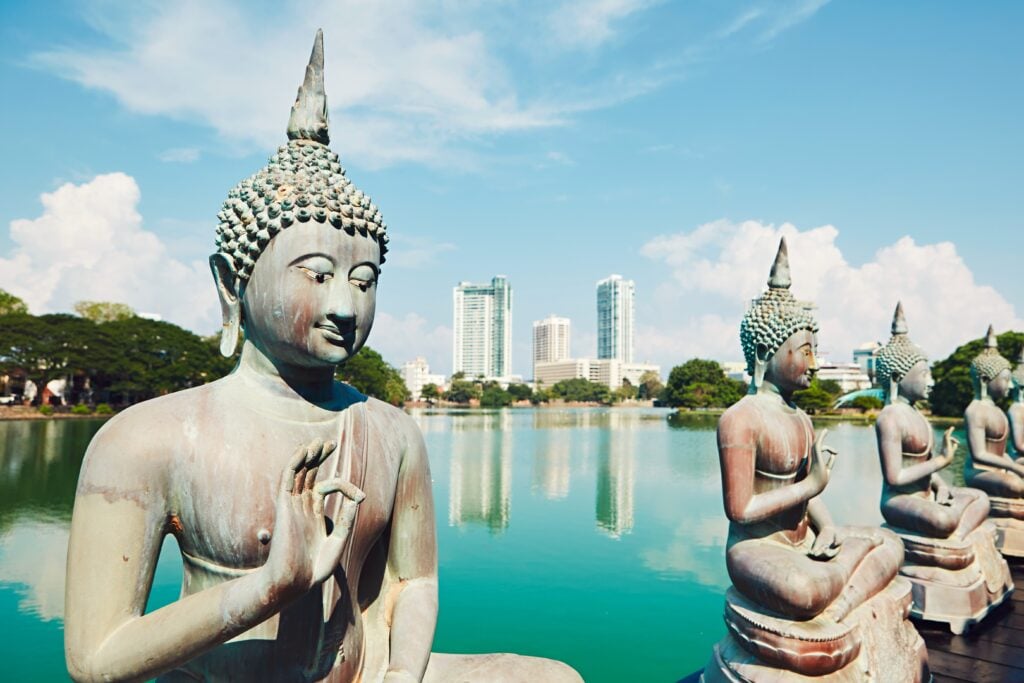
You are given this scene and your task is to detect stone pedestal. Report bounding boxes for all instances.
[987,497,1024,558]
[886,521,1013,634]
[702,579,928,682]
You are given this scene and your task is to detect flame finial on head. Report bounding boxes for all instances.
[767,237,791,289]
[891,301,909,336]
[287,29,330,145]
[986,324,998,349]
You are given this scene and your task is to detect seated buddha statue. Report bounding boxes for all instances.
[703,238,926,683]
[1009,348,1024,459]
[63,31,581,683]
[964,325,1024,556]
[874,303,1011,633]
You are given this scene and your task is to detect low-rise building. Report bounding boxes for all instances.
[534,358,660,391]
[817,363,872,393]
[401,357,447,400]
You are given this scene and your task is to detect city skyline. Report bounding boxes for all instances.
[1,3,1021,379]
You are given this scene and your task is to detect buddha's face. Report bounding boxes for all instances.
[898,360,933,403]
[988,369,1012,401]
[240,221,380,368]
[764,329,818,394]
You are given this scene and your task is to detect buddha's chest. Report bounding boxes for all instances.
[900,416,932,457]
[755,412,813,476]
[169,421,397,569]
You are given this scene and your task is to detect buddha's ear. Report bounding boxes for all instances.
[209,253,241,358]
[753,343,770,389]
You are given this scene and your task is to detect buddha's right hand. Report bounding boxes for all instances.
[263,439,366,598]
[807,429,836,493]
[938,426,958,465]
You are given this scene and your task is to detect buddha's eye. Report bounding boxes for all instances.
[298,266,333,284]
[349,264,377,292]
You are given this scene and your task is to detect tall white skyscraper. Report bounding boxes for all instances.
[596,274,635,363]
[532,315,571,380]
[452,276,512,378]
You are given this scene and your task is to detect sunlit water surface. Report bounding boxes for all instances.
[0,409,962,682]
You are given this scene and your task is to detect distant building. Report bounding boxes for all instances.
[401,357,446,401]
[817,363,872,393]
[532,315,571,380]
[720,361,749,384]
[853,341,882,385]
[452,276,512,379]
[597,275,634,363]
[535,358,660,391]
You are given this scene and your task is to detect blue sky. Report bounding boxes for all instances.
[1,0,1021,377]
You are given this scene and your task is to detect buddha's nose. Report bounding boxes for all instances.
[326,281,356,325]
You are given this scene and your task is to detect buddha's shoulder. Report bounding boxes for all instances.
[362,397,423,450]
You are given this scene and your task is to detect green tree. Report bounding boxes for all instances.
[612,383,638,403]
[479,385,513,408]
[637,370,664,400]
[420,383,441,402]
[336,346,409,406]
[663,359,745,409]
[850,395,884,412]
[444,378,482,404]
[506,383,533,402]
[550,378,611,404]
[792,379,834,414]
[74,301,136,323]
[818,379,843,397]
[0,289,28,316]
[931,330,1024,417]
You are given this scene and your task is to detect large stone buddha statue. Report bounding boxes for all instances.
[63,31,581,683]
[964,325,1024,556]
[874,303,1011,633]
[703,239,926,683]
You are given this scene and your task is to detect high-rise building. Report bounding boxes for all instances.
[596,275,635,363]
[532,315,571,380]
[452,276,512,379]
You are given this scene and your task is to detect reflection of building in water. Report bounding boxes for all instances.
[595,411,636,538]
[532,428,572,500]
[448,411,513,533]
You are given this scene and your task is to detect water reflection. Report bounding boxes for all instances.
[595,412,636,538]
[532,427,571,500]
[448,411,513,533]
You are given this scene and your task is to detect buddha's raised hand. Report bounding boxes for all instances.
[807,429,837,494]
[940,426,959,464]
[264,439,365,598]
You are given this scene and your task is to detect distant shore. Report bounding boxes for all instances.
[668,407,964,428]
[0,406,115,421]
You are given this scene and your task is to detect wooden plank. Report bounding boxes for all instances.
[931,676,971,683]
[926,649,1024,683]
[930,635,1024,669]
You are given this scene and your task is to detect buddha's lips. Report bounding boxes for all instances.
[315,322,350,343]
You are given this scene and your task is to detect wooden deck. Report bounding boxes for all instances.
[678,562,1024,683]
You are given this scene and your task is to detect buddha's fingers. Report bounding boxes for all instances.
[282,442,310,494]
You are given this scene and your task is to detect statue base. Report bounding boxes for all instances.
[987,497,1024,557]
[886,522,1013,634]
[701,579,928,682]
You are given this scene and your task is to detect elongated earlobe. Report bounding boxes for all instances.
[209,254,242,357]
[889,377,899,405]
[753,344,769,390]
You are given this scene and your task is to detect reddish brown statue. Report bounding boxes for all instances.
[702,239,927,683]
[874,303,1011,634]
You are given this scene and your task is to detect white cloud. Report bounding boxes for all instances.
[548,0,658,49]
[0,173,218,332]
[157,147,201,163]
[385,236,456,270]
[640,219,1024,368]
[370,311,453,376]
[34,1,571,169]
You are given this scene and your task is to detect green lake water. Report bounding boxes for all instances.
[0,409,962,682]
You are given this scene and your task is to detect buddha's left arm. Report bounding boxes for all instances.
[806,496,835,532]
[385,420,439,682]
